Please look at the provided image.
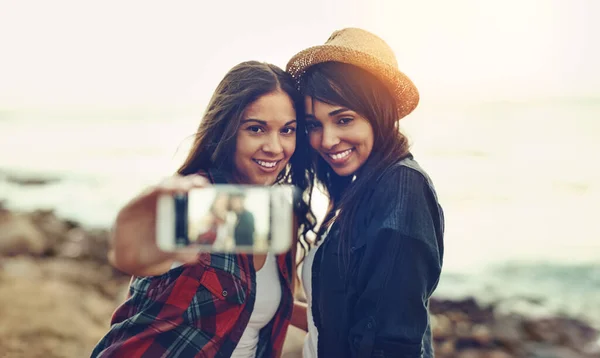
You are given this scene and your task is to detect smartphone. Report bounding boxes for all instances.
[156,184,296,254]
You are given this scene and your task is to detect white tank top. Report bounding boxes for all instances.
[301,241,324,358]
[231,252,282,357]
[301,221,335,358]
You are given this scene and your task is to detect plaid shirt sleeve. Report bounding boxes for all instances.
[90,253,254,357]
[91,251,294,358]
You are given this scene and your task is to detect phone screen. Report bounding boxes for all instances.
[158,185,294,254]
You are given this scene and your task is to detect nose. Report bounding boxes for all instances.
[320,127,340,150]
[262,133,284,155]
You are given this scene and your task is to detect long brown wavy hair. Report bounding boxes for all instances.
[298,62,411,267]
[177,60,317,258]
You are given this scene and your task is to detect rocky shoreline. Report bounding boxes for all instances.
[429,299,599,357]
[0,206,598,358]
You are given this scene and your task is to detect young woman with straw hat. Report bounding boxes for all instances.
[91,61,317,358]
[287,28,445,357]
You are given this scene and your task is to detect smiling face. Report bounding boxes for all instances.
[305,97,374,177]
[233,90,297,185]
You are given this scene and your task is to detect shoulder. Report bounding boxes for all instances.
[372,156,439,208]
[366,156,444,245]
[377,156,431,184]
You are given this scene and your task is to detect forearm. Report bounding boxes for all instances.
[109,246,174,277]
[291,301,308,331]
[109,224,175,277]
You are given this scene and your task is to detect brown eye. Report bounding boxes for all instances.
[281,127,296,135]
[338,117,353,125]
[246,126,264,133]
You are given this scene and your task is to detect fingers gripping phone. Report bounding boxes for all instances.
[156,185,296,254]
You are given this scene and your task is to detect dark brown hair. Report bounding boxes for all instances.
[299,62,411,265]
[178,60,317,257]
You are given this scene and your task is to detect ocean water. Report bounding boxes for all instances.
[1,98,599,326]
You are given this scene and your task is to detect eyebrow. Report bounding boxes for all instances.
[241,119,297,126]
[305,107,352,119]
[328,107,352,116]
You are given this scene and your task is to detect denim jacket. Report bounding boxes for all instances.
[311,155,444,357]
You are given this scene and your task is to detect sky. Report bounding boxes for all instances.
[0,0,598,108]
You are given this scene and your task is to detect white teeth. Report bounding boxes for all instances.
[328,149,352,160]
[255,160,278,168]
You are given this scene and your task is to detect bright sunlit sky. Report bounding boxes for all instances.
[0,0,598,108]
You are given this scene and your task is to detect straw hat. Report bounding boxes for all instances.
[286,28,419,120]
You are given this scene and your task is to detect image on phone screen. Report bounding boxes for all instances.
[186,187,270,252]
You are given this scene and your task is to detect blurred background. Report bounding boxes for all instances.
[0,0,598,357]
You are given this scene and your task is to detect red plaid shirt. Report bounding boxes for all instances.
[92,252,295,358]
[91,170,295,358]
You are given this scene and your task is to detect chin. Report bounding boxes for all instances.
[332,166,358,177]
[250,174,278,185]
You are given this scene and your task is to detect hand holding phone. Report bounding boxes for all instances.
[108,175,209,276]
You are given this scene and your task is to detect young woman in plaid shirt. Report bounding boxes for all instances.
[91,61,316,358]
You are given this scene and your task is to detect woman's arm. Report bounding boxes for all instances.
[349,232,441,357]
[348,167,443,358]
[290,301,309,332]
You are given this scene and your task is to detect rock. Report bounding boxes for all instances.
[524,319,562,344]
[491,314,527,352]
[0,211,47,256]
[57,227,110,262]
[57,227,88,258]
[86,228,111,262]
[583,338,600,356]
[0,208,599,358]
[456,320,472,336]
[555,318,599,351]
[436,339,456,356]
[1,257,128,299]
[0,270,119,358]
[432,314,453,338]
[524,343,590,358]
[29,210,71,252]
[0,209,111,260]
[457,349,485,358]
[485,350,513,358]
[4,172,60,186]
[472,324,493,345]
[524,317,599,351]
[455,336,488,350]
[0,256,44,279]
[431,297,495,324]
